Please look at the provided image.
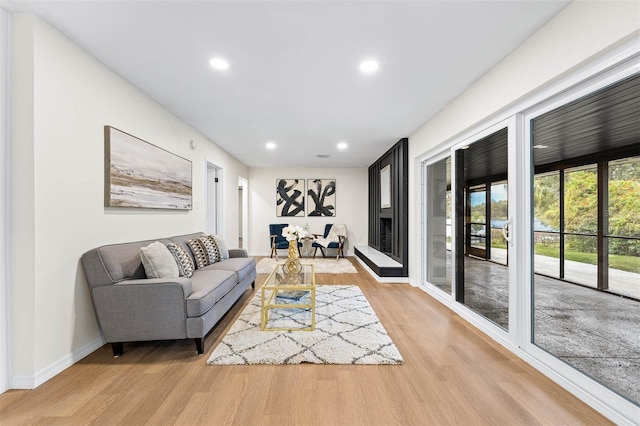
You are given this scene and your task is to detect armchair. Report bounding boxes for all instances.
[312,224,347,260]
[269,223,302,260]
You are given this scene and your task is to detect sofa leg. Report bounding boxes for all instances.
[251,281,255,289]
[112,342,124,357]
[194,338,204,355]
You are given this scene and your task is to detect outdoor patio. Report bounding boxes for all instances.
[460,255,640,405]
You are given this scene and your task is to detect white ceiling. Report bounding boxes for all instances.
[3,0,570,168]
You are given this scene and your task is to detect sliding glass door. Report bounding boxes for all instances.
[421,60,639,419]
[425,156,452,294]
[454,125,513,331]
[530,74,639,405]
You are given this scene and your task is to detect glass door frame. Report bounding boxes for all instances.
[466,184,489,259]
[420,117,519,338]
[420,149,453,301]
[521,64,640,419]
[451,117,519,339]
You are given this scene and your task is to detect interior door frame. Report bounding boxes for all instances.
[0,8,10,394]
[238,176,248,249]
[206,161,223,236]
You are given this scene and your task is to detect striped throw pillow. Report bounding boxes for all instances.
[187,238,210,269]
[200,235,222,263]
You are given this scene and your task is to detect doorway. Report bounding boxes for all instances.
[206,162,222,235]
[238,177,248,249]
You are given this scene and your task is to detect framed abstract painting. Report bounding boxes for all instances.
[276,178,305,217]
[104,126,192,209]
[307,179,336,217]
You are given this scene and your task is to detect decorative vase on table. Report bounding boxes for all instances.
[282,239,302,274]
[281,225,306,275]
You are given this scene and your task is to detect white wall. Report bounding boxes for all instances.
[247,168,367,257]
[10,14,248,387]
[408,1,640,283]
[0,7,10,394]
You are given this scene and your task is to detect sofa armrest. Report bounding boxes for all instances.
[91,277,193,343]
[229,248,248,258]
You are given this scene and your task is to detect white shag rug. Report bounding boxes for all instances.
[207,285,404,365]
[256,257,358,274]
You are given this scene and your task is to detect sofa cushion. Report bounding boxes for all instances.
[186,269,236,317]
[201,257,256,283]
[165,242,195,278]
[140,242,179,279]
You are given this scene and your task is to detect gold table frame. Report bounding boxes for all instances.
[260,264,316,331]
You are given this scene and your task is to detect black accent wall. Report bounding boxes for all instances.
[368,138,408,276]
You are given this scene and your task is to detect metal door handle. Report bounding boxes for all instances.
[502,218,513,245]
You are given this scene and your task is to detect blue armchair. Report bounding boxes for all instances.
[312,224,346,260]
[269,223,302,260]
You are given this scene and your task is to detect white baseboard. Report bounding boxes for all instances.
[11,336,105,389]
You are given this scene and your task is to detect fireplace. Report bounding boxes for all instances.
[380,218,392,254]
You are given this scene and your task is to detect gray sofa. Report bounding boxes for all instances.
[81,232,256,356]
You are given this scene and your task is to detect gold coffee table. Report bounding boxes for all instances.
[260,264,316,331]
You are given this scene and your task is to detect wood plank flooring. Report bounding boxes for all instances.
[0,258,610,425]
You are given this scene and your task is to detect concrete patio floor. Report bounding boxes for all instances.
[458,256,640,405]
[489,248,639,299]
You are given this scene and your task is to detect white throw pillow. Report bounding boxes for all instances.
[212,235,229,259]
[140,241,179,278]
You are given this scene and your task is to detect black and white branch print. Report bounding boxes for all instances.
[276,179,305,217]
[307,179,336,217]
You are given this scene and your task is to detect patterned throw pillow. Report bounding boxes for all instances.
[187,238,210,269]
[165,242,194,278]
[200,235,222,263]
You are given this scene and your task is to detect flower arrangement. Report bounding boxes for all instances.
[281,225,309,241]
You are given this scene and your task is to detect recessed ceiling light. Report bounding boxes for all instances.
[337,142,348,150]
[209,57,229,70]
[359,59,379,74]
[265,141,276,150]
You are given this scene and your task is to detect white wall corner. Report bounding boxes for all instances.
[0,7,10,395]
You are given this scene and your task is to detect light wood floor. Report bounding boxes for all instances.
[0,258,610,425]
